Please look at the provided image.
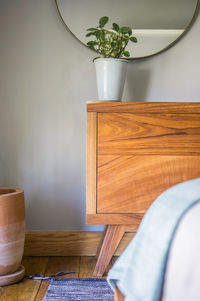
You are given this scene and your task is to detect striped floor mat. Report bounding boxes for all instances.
[42,278,114,301]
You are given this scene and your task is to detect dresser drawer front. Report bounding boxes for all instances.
[97,155,200,214]
[97,112,200,213]
[98,113,200,155]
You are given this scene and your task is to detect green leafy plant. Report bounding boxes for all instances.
[86,16,137,60]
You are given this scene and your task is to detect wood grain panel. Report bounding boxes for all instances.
[93,225,135,277]
[24,231,135,256]
[86,112,97,214]
[87,101,200,114]
[97,155,200,213]
[24,231,102,256]
[86,213,143,226]
[98,113,200,155]
[93,225,125,276]
[115,287,125,301]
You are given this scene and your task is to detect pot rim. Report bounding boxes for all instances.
[0,187,24,197]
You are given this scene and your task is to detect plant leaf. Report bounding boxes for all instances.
[119,27,131,34]
[86,28,98,31]
[123,51,130,57]
[128,28,132,36]
[95,31,100,38]
[130,36,138,43]
[87,45,95,50]
[112,23,119,32]
[86,32,96,37]
[99,16,109,28]
[87,41,98,46]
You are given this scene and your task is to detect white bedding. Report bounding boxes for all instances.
[162,201,200,301]
[125,201,200,301]
[107,178,200,301]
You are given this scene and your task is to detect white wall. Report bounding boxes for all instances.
[0,0,199,231]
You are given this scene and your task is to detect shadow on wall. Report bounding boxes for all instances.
[0,161,4,184]
[126,61,151,101]
[0,106,87,230]
[0,163,86,231]
[26,189,85,230]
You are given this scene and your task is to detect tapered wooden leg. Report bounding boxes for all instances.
[93,225,125,276]
[115,287,125,301]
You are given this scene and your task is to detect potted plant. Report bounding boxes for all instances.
[0,187,25,286]
[86,16,137,101]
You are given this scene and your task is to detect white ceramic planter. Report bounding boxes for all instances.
[94,58,128,101]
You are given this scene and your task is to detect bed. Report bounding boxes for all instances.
[108,178,200,301]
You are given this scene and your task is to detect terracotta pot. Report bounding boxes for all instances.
[0,187,25,285]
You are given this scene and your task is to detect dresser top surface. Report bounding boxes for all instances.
[87,101,200,114]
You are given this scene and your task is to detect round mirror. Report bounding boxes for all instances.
[55,0,199,59]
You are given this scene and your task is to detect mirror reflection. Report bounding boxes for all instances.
[56,0,198,58]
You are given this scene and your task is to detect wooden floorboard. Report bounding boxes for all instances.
[0,256,116,300]
[0,257,48,301]
[79,256,113,278]
[35,256,80,301]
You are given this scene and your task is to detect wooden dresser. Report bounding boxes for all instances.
[86,101,200,276]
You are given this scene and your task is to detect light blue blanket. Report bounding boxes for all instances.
[107,178,200,301]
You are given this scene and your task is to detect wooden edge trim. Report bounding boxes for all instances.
[24,231,135,257]
[86,112,97,215]
[87,102,200,114]
[115,287,125,301]
[86,213,143,227]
